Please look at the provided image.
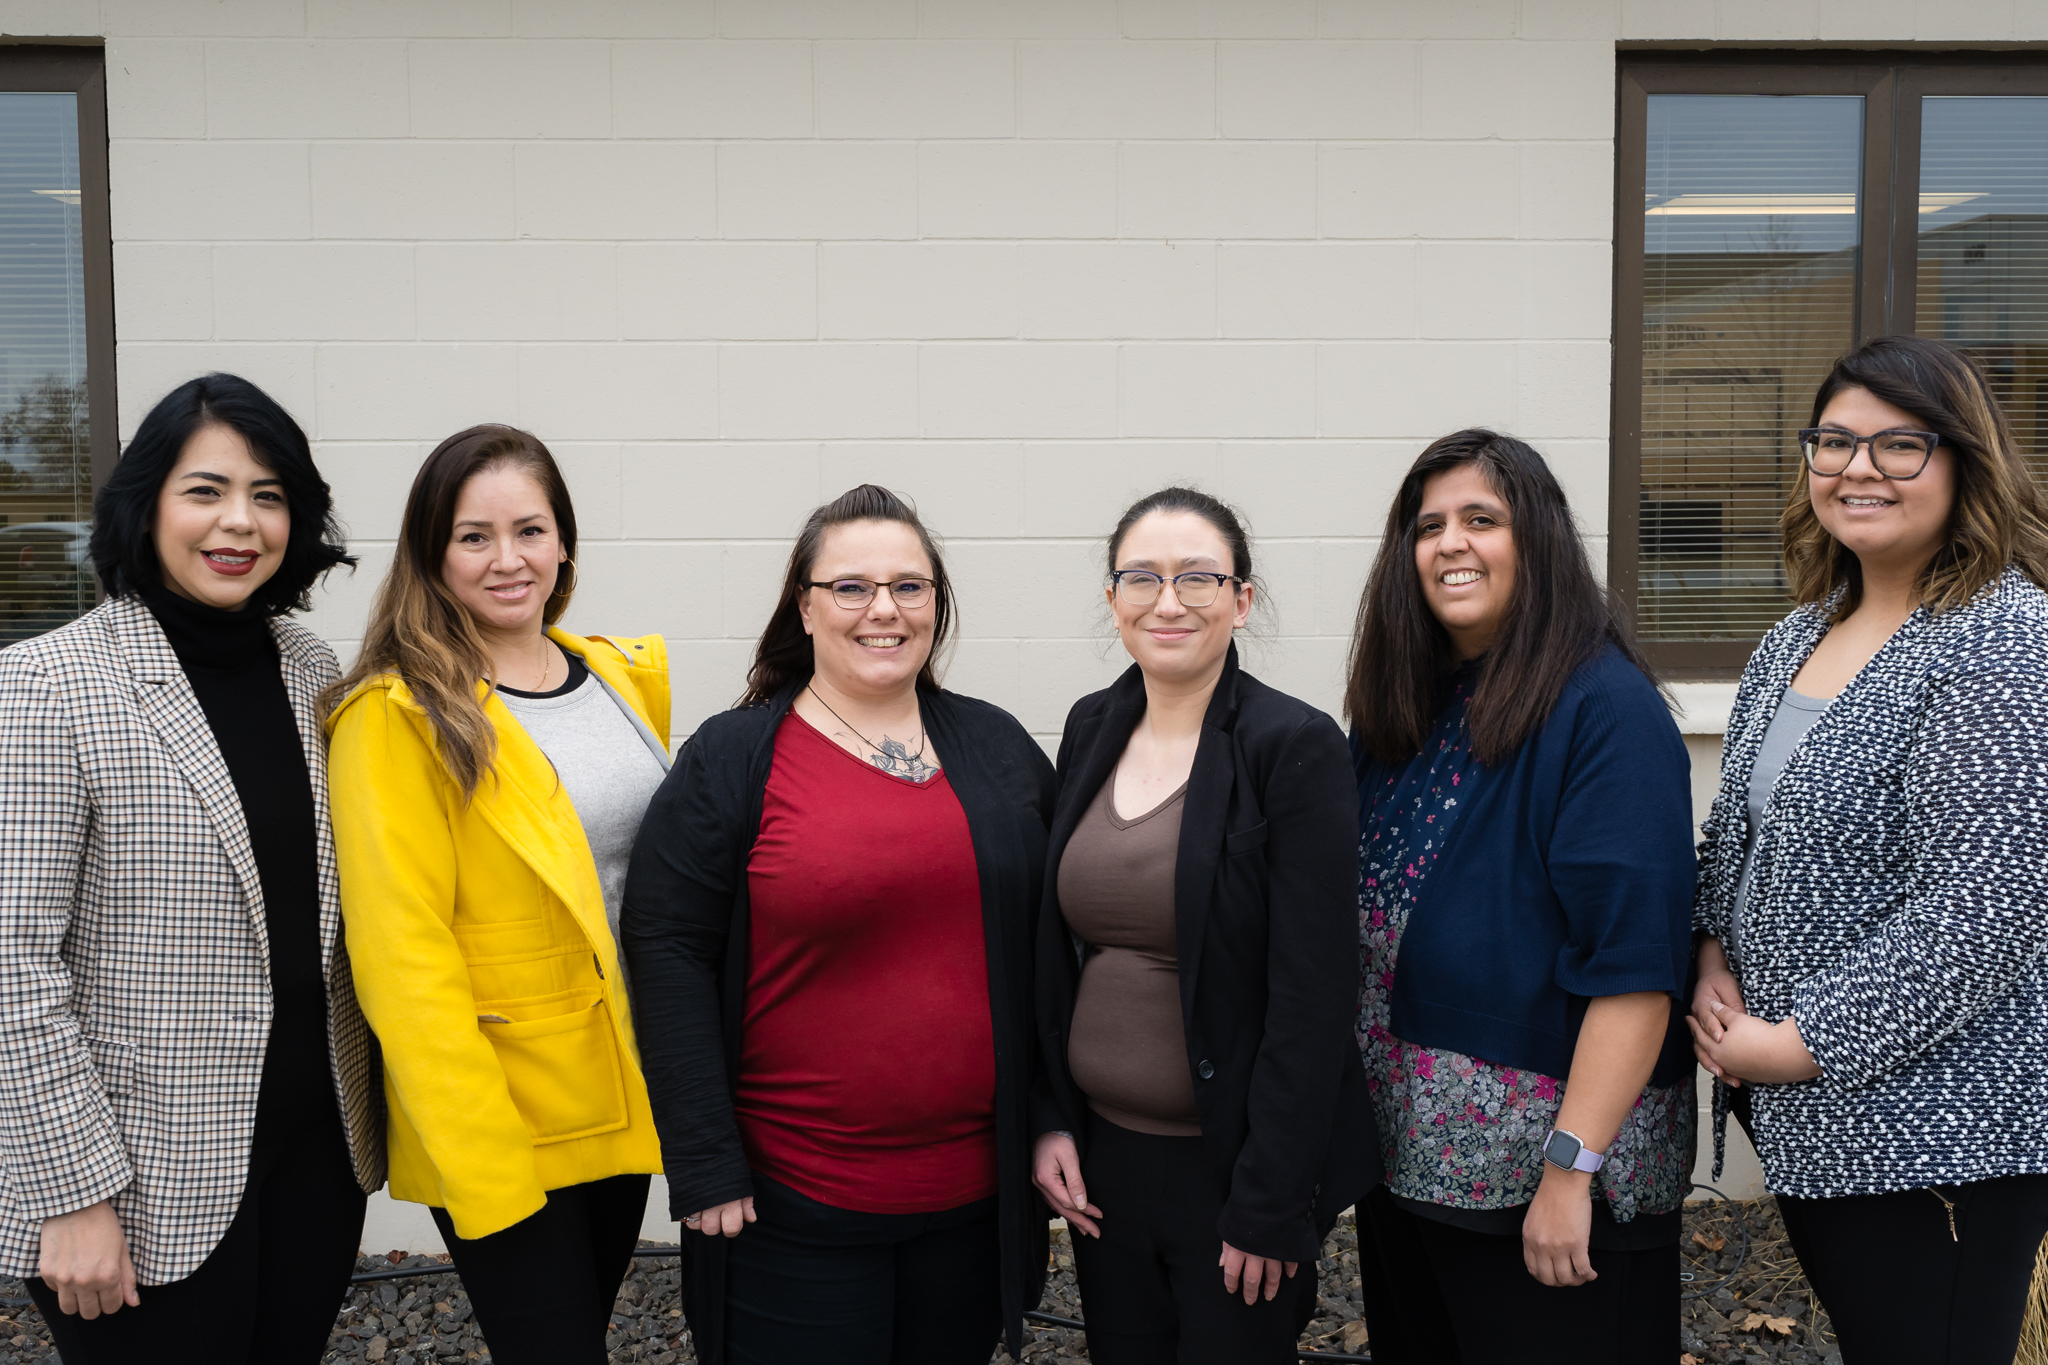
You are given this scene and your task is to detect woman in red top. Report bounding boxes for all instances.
[621,484,1056,1365]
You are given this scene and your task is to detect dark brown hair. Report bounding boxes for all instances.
[1785,334,2048,618]
[1346,429,1653,765]
[325,425,578,796]
[1107,486,1256,585]
[739,484,956,707]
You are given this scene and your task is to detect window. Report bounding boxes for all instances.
[1614,55,2048,677]
[0,47,111,647]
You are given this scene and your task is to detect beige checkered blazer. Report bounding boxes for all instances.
[0,594,385,1284]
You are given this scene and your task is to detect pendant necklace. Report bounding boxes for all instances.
[807,685,935,781]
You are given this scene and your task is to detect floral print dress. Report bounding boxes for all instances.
[1355,675,1693,1223]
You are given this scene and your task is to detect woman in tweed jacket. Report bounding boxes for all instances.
[0,374,384,1364]
[1690,336,2048,1365]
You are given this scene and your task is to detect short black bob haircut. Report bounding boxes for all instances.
[90,373,353,615]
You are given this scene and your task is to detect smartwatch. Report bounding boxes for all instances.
[1542,1128,1605,1174]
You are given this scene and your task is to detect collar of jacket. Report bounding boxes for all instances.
[1099,638,1245,736]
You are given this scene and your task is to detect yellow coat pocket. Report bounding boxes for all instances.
[475,987,629,1145]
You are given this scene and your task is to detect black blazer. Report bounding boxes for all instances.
[620,679,1056,1365]
[1033,647,1380,1263]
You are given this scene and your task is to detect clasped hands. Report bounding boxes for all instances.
[1687,940,1823,1087]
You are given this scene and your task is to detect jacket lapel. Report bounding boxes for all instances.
[1172,646,1242,1014]
[1044,667,1147,886]
[271,619,344,978]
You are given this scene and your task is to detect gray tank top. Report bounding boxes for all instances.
[1730,685,1831,955]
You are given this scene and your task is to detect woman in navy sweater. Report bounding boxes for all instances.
[1344,430,1697,1364]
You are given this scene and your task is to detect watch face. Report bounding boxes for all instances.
[1544,1130,1583,1168]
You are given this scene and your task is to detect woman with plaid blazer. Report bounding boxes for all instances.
[0,374,385,1365]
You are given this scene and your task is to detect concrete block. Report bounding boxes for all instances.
[546,441,624,539]
[1717,0,1822,38]
[2017,0,2048,38]
[818,443,1026,536]
[1536,436,1608,530]
[619,443,822,538]
[416,244,617,341]
[1912,0,2013,39]
[1119,344,1315,438]
[314,343,519,441]
[214,244,416,340]
[715,0,917,37]
[567,540,723,640]
[620,244,817,340]
[816,40,1013,138]
[1218,244,1415,340]
[1018,40,1214,138]
[821,244,1019,340]
[1317,341,1517,439]
[1019,442,1221,536]
[1019,242,1215,340]
[1519,0,1623,38]
[301,541,389,646]
[111,141,310,241]
[1120,0,1315,37]
[919,344,1119,437]
[1214,441,1408,539]
[307,0,511,35]
[101,0,302,36]
[1242,535,1315,635]
[718,143,917,241]
[1242,632,1347,721]
[312,142,515,240]
[1216,40,1417,140]
[511,0,713,35]
[514,142,717,240]
[1320,142,1518,239]
[917,142,1118,239]
[517,344,719,440]
[1418,41,1611,141]
[998,636,1130,733]
[914,0,1117,37]
[1310,535,1380,635]
[610,40,812,138]
[666,638,756,737]
[1120,143,1316,239]
[1619,0,1714,39]
[0,1,104,37]
[1417,243,1610,340]
[947,537,1106,640]
[104,40,207,140]
[1815,0,1914,39]
[113,244,213,341]
[204,38,408,138]
[408,40,611,138]
[720,538,792,638]
[1316,0,1517,37]
[1520,142,1613,241]
[718,344,919,439]
[314,442,427,541]
[117,342,318,441]
[1516,340,1608,440]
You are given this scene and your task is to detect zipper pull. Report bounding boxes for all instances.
[594,953,605,980]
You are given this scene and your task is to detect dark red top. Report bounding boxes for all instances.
[737,711,997,1214]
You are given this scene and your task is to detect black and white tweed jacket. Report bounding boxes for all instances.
[0,595,385,1283]
[1695,567,2048,1199]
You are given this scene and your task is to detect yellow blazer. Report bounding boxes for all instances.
[327,629,669,1239]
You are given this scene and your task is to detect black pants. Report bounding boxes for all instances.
[724,1169,1001,1365]
[1355,1184,1677,1365]
[1069,1114,1313,1365]
[429,1172,649,1365]
[30,1118,366,1365]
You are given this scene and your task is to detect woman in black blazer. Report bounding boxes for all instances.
[1032,487,1379,1365]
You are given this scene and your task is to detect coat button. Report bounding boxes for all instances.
[1197,1060,1215,1080]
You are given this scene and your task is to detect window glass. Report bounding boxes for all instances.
[1918,96,2048,484]
[1638,95,1862,642]
[0,91,91,646]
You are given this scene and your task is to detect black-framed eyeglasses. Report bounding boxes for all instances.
[1797,426,1942,480]
[1110,570,1242,608]
[803,577,936,610]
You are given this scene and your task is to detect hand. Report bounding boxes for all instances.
[37,1200,138,1318]
[1218,1241,1297,1305]
[1691,938,1749,1086]
[683,1197,755,1239]
[1687,1004,1823,1086]
[1031,1132,1102,1239]
[1522,1168,1596,1288]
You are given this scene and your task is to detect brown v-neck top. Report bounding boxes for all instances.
[1056,770,1201,1137]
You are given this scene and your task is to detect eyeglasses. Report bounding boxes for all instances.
[1797,426,1943,480]
[803,577,936,610]
[1110,571,1242,608]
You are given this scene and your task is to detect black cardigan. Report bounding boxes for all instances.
[1033,647,1381,1264]
[620,679,1056,1364]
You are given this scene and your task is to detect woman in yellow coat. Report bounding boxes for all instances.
[325,426,668,1365]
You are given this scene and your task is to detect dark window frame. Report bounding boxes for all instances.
[1612,51,2048,679]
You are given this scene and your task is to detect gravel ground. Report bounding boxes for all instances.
[0,1197,1830,1364]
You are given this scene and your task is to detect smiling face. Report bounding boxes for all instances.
[440,462,566,640]
[1414,462,1517,660]
[152,423,290,611]
[1807,384,1956,579]
[1108,509,1252,687]
[797,518,936,702]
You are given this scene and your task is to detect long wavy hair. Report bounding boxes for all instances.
[324,425,578,796]
[1784,334,2048,618]
[739,484,956,708]
[1347,429,1653,765]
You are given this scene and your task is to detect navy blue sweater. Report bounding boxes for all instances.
[1354,645,1697,1086]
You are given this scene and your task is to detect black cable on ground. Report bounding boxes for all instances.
[1681,1182,1750,1303]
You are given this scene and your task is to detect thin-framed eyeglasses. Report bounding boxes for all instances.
[1110,570,1242,608]
[802,577,936,610]
[1797,426,1943,480]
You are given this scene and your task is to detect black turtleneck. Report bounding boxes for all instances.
[139,583,336,1153]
